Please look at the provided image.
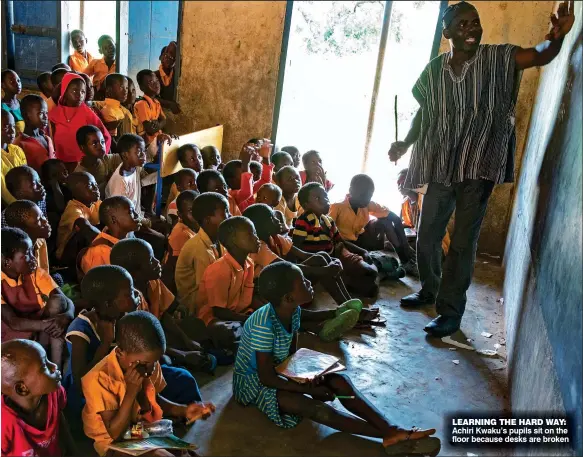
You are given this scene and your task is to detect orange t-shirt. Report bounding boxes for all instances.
[197,252,254,325]
[133,95,165,145]
[79,230,120,274]
[69,50,94,73]
[167,222,197,257]
[81,349,165,456]
[137,278,175,319]
[250,235,292,278]
[84,58,116,91]
[227,194,242,217]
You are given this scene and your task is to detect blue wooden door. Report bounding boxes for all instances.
[127,0,179,95]
[4,0,62,87]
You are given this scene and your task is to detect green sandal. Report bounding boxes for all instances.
[335,299,363,317]
[319,309,360,342]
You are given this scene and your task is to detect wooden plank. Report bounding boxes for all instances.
[161,125,223,178]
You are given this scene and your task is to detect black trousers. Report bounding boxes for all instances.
[417,179,494,318]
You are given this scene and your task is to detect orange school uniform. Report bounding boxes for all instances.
[69,50,94,73]
[167,222,197,257]
[197,252,254,326]
[401,195,451,255]
[227,194,242,217]
[250,235,292,278]
[137,278,175,319]
[84,58,116,92]
[56,199,102,260]
[134,95,165,146]
[329,195,390,242]
[1,268,57,341]
[100,98,130,136]
[79,230,120,274]
[82,349,166,456]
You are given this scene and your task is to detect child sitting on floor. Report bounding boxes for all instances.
[15,94,55,173]
[111,238,217,374]
[166,167,198,222]
[1,339,76,457]
[84,35,116,99]
[197,169,241,216]
[134,69,167,162]
[49,73,111,172]
[330,173,417,276]
[41,158,71,221]
[163,190,199,290]
[1,227,74,369]
[271,150,294,173]
[56,171,101,266]
[196,216,261,352]
[165,143,203,217]
[223,140,274,213]
[82,310,215,456]
[300,149,333,191]
[78,195,141,275]
[281,145,301,168]
[243,203,352,306]
[256,183,288,234]
[274,166,303,228]
[201,145,222,171]
[68,29,93,73]
[37,72,54,101]
[104,133,166,257]
[64,265,141,419]
[175,192,229,315]
[293,183,379,297]
[1,109,27,205]
[101,73,131,138]
[1,70,24,134]
[233,261,439,456]
[3,166,47,225]
[75,125,121,196]
[397,168,450,259]
[4,200,52,272]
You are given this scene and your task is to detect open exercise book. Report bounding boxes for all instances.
[275,348,346,383]
[107,435,197,456]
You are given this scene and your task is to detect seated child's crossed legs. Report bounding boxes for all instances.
[38,294,67,370]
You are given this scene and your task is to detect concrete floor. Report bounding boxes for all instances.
[183,256,510,456]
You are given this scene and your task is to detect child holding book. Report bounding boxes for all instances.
[82,310,215,456]
[233,261,439,456]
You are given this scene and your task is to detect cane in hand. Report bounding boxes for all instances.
[392,94,398,165]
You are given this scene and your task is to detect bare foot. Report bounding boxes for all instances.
[383,427,436,447]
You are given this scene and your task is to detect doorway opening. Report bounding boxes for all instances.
[275,1,443,208]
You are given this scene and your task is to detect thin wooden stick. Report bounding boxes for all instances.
[394,94,398,142]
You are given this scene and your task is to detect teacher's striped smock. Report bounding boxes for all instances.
[405,44,520,190]
[233,303,302,428]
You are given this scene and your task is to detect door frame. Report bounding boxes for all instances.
[270,0,448,148]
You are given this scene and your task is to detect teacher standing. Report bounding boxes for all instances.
[388,1,575,337]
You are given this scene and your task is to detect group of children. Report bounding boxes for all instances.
[1,29,439,457]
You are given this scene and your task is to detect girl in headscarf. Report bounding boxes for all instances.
[49,73,111,172]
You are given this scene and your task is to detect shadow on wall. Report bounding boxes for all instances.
[505,18,582,457]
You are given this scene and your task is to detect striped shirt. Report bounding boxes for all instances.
[292,212,342,253]
[406,44,520,189]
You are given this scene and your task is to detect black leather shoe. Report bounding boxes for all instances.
[424,315,461,337]
[400,291,435,307]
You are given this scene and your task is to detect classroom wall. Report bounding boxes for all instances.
[438,1,555,257]
[503,1,582,455]
[176,1,287,160]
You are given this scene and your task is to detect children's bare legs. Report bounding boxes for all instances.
[374,214,412,263]
[301,253,351,305]
[278,373,435,446]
